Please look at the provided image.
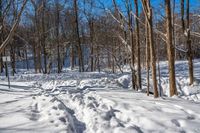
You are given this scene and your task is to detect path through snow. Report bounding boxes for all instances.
[0,60,200,133]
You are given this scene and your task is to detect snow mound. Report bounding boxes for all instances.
[116,75,131,88]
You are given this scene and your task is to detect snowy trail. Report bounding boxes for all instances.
[1,77,200,133]
[54,88,200,133]
[0,60,200,133]
[0,82,85,133]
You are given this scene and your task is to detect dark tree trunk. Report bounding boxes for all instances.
[74,0,84,72]
[145,19,150,96]
[0,0,3,73]
[10,45,16,76]
[134,0,142,90]
[70,44,75,70]
[42,0,47,74]
[25,48,29,70]
[56,2,61,73]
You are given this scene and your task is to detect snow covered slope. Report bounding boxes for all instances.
[0,59,200,133]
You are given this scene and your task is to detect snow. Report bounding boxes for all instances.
[0,59,200,133]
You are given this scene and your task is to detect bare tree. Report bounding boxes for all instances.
[74,0,84,72]
[134,0,142,90]
[165,0,177,96]
[141,0,159,97]
[0,0,3,72]
[181,0,194,85]
[0,0,28,54]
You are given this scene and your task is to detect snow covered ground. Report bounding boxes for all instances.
[0,60,200,133]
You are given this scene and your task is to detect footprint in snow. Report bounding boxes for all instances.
[49,120,54,123]
[52,106,58,110]
[59,117,66,123]
[187,115,195,120]
[29,103,40,121]
[171,119,181,127]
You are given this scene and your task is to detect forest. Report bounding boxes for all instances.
[1,0,200,132]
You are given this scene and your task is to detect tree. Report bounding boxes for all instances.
[181,0,194,85]
[74,0,84,72]
[165,0,177,96]
[134,0,142,90]
[55,1,61,73]
[0,0,28,54]
[141,0,159,98]
[42,0,47,74]
[125,0,136,90]
[0,0,3,73]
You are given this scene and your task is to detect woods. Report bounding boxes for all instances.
[0,0,200,97]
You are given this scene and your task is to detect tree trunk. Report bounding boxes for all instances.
[134,0,142,90]
[141,0,158,97]
[165,0,177,96]
[148,8,159,98]
[74,0,84,72]
[186,0,194,85]
[70,44,75,70]
[56,2,61,73]
[36,45,42,73]
[42,0,47,74]
[25,48,29,70]
[145,19,150,96]
[126,0,135,90]
[0,0,3,73]
[89,20,94,71]
[10,45,16,76]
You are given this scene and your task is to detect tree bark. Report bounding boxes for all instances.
[10,45,16,76]
[56,2,61,73]
[165,0,177,96]
[149,8,158,98]
[0,0,3,73]
[145,19,150,96]
[89,20,94,72]
[42,0,47,74]
[74,0,84,72]
[134,0,142,90]
[186,0,194,85]
[141,0,158,97]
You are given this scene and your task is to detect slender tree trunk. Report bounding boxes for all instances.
[149,7,158,98]
[56,2,61,73]
[74,0,84,72]
[89,20,94,71]
[0,0,3,73]
[70,44,75,70]
[33,5,41,73]
[33,45,37,72]
[181,0,185,33]
[145,19,150,96]
[36,45,42,73]
[172,0,176,60]
[165,0,177,96]
[0,53,3,73]
[141,0,158,97]
[126,0,135,90]
[10,45,16,76]
[186,0,194,85]
[42,0,47,74]
[25,48,29,70]
[112,42,115,73]
[134,0,142,90]
[157,34,162,96]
